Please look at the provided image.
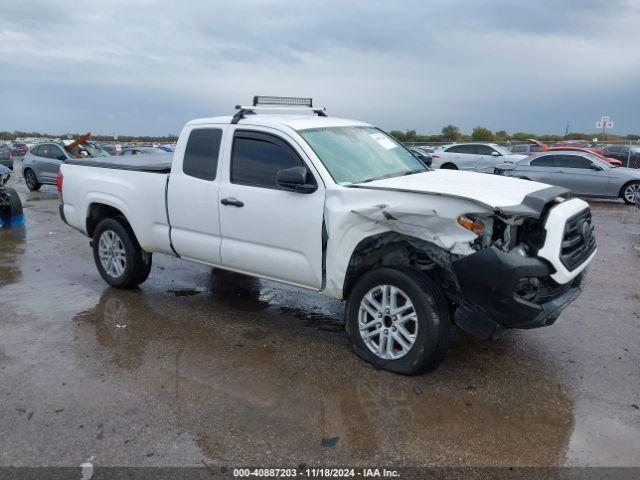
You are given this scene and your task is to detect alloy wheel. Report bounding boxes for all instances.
[98,230,127,278]
[358,284,418,360]
[624,183,640,203]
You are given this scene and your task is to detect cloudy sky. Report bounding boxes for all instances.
[1,0,639,136]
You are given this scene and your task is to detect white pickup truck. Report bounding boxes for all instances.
[59,97,596,374]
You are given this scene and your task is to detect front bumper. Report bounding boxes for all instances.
[451,246,585,340]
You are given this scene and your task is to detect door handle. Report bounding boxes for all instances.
[220,197,244,208]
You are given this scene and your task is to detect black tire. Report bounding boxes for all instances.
[0,187,23,226]
[440,163,458,170]
[621,181,640,205]
[24,168,41,191]
[345,267,451,375]
[92,217,152,289]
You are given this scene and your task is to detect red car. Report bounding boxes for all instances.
[551,141,602,155]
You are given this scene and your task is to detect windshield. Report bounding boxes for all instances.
[300,126,427,185]
[586,153,614,169]
[492,144,515,156]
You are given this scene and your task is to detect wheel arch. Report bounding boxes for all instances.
[341,231,458,302]
[619,179,640,199]
[86,202,137,241]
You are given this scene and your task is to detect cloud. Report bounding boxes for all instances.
[1,0,638,135]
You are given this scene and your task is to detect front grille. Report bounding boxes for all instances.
[560,209,596,271]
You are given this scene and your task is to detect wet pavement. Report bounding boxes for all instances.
[0,167,639,468]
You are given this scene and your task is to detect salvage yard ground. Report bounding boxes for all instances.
[0,165,639,468]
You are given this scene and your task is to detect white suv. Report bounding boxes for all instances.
[432,143,526,172]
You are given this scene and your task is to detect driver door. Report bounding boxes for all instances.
[475,144,501,172]
[553,154,608,196]
[218,128,325,289]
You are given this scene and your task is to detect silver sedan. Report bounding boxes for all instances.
[494,150,640,204]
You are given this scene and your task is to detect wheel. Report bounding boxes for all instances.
[0,187,24,226]
[440,163,458,170]
[23,168,41,191]
[92,217,152,289]
[621,181,640,205]
[345,268,451,375]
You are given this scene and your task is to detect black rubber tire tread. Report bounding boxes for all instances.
[345,267,451,375]
[440,163,458,170]
[0,187,23,222]
[23,168,41,191]
[620,181,640,205]
[92,216,152,289]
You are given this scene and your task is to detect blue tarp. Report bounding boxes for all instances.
[0,213,25,227]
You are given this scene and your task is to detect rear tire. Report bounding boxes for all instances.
[345,267,451,375]
[24,168,41,191]
[621,181,640,205]
[0,187,23,226]
[440,163,458,170]
[92,217,152,289]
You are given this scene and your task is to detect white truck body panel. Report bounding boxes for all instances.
[62,165,172,253]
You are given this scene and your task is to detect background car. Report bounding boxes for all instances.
[0,164,11,185]
[119,146,170,156]
[431,143,526,172]
[409,147,433,167]
[552,140,602,154]
[22,142,70,190]
[495,151,640,204]
[510,143,545,155]
[601,145,640,168]
[22,140,109,191]
[0,145,14,170]
[11,143,28,156]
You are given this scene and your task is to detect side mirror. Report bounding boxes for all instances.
[589,163,601,171]
[276,166,317,193]
[491,151,500,157]
[57,155,66,161]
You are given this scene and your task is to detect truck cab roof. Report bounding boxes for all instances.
[187,114,370,132]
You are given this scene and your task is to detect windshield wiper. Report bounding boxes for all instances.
[359,169,424,184]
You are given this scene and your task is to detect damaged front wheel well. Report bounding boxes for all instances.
[342,232,458,300]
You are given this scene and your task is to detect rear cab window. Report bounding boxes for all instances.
[182,128,223,181]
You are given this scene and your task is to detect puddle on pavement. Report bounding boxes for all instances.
[0,226,26,286]
[71,270,574,466]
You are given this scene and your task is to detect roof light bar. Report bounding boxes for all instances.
[231,96,327,124]
[253,96,313,107]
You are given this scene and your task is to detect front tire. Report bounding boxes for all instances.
[440,163,458,170]
[92,217,152,289]
[345,268,451,375]
[24,168,41,191]
[621,181,640,205]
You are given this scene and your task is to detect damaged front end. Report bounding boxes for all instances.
[347,186,587,340]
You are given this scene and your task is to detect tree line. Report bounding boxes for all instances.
[2,126,639,144]
[0,130,178,143]
[389,125,640,143]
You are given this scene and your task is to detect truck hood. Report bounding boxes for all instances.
[351,170,553,210]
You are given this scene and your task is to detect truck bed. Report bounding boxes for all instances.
[66,154,172,173]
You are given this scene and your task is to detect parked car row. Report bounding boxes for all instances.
[403,141,640,205]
